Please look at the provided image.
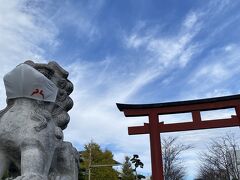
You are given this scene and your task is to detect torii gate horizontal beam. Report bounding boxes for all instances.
[128,116,240,135]
[117,94,240,116]
[117,94,240,180]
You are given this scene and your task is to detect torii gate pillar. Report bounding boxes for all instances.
[149,113,163,180]
[117,94,240,180]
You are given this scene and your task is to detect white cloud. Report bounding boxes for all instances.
[1,1,240,179]
[121,17,240,174]
[63,2,240,179]
[146,34,193,66]
[0,0,58,108]
[195,63,229,81]
[178,45,196,67]
[61,10,204,174]
[125,11,202,69]
[189,43,240,88]
[208,0,234,15]
[125,34,150,49]
[49,0,105,41]
[183,12,198,29]
[58,59,161,176]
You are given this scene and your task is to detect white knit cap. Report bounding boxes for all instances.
[4,63,58,102]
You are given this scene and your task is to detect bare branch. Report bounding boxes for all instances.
[197,133,240,180]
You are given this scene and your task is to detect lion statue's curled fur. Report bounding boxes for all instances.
[0,61,79,180]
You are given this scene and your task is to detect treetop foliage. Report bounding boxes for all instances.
[79,141,119,180]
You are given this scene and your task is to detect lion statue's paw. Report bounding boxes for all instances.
[13,173,47,180]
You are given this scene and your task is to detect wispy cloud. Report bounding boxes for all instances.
[0,0,57,107]
[186,43,240,98]
[1,0,240,178]
[124,11,201,69]
[59,10,205,176]
[49,0,105,41]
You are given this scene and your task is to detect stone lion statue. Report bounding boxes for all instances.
[0,61,79,180]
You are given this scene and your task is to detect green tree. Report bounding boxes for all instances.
[79,141,119,180]
[130,155,145,180]
[121,156,135,180]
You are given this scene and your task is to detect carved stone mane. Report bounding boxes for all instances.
[25,60,74,130]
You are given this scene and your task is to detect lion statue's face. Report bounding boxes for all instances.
[24,60,74,130]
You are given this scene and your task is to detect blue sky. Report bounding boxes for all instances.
[1,0,240,179]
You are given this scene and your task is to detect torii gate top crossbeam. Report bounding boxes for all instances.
[117,94,240,116]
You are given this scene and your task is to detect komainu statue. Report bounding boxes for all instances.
[0,61,79,180]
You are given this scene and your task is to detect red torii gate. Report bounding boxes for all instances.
[117,94,240,180]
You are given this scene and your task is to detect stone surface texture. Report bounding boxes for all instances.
[0,61,79,180]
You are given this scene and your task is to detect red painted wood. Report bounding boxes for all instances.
[118,95,240,180]
[192,111,201,123]
[159,117,240,133]
[128,117,240,134]
[128,123,149,135]
[123,99,240,117]
[148,113,164,180]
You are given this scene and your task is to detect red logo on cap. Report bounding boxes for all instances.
[31,89,44,99]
